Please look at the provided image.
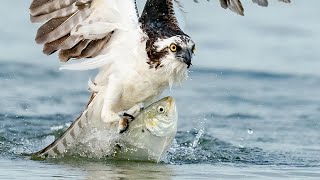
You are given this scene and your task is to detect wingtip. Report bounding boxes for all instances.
[252,0,269,7]
[30,14,37,23]
[279,0,291,3]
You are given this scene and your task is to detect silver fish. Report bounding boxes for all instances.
[113,96,177,162]
[32,96,177,162]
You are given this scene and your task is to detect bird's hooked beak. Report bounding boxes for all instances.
[181,49,192,68]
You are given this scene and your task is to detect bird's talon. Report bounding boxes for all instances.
[118,118,129,133]
[118,111,134,121]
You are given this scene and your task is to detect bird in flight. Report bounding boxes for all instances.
[29,0,290,132]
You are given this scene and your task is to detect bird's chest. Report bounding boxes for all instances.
[121,71,168,106]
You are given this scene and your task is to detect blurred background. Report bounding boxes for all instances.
[1,1,320,74]
[0,1,320,179]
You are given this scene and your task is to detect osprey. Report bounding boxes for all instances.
[29,0,290,132]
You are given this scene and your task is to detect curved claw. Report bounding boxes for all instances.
[117,102,145,133]
[118,112,134,121]
[118,118,129,134]
[118,112,135,133]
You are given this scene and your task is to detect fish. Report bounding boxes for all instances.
[113,96,178,162]
[31,96,177,162]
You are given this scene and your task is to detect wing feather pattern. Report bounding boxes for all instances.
[43,35,70,55]
[252,0,269,7]
[30,0,78,16]
[36,8,92,44]
[30,0,139,63]
[31,3,79,23]
[31,0,291,63]
[59,39,91,61]
[192,0,290,16]
[252,0,291,7]
[76,35,112,58]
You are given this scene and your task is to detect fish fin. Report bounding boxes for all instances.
[32,114,86,158]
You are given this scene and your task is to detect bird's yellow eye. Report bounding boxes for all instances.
[169,43,177,52]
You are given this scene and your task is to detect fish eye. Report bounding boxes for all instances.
[157,106,165,113]
[169,43,177,52]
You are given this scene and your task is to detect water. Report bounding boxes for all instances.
[1,0,320,179]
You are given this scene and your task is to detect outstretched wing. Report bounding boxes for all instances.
[30,0,139,64]
[192,0,291,16]
[251,0,291,7]
[30,0,291,65]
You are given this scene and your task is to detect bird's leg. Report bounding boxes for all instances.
[100,78,145,132]
[117,102,144,133]
[101,79,124,123]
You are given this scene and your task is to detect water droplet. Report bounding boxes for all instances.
[247,129,254,135]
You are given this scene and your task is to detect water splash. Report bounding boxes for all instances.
[161,128,300,166]
[163,128,210,164]
[192,128,204,148]
[70,128,119,159]
[0,116,309,166]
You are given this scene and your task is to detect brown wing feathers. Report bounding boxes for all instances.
[30,3,79,23]
[194,0,290,16]
[219,0,244,16]
[59,39,91,62]
[35,14,73,44]
[43,34,70,55]
[30,0,78,16]
[30,0,110,62]
[252,0,269,7]
[77,34,113,58]
[30,0,291,62]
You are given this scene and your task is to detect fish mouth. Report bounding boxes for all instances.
[163,96,176,115]
[164,96,175,108]
[163,96,177,129]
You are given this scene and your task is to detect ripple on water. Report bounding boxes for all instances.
[163,129,315,167]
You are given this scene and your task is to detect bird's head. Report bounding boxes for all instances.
[140,0,196,70]
[149,35,195,68]
[154,35,195,68]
